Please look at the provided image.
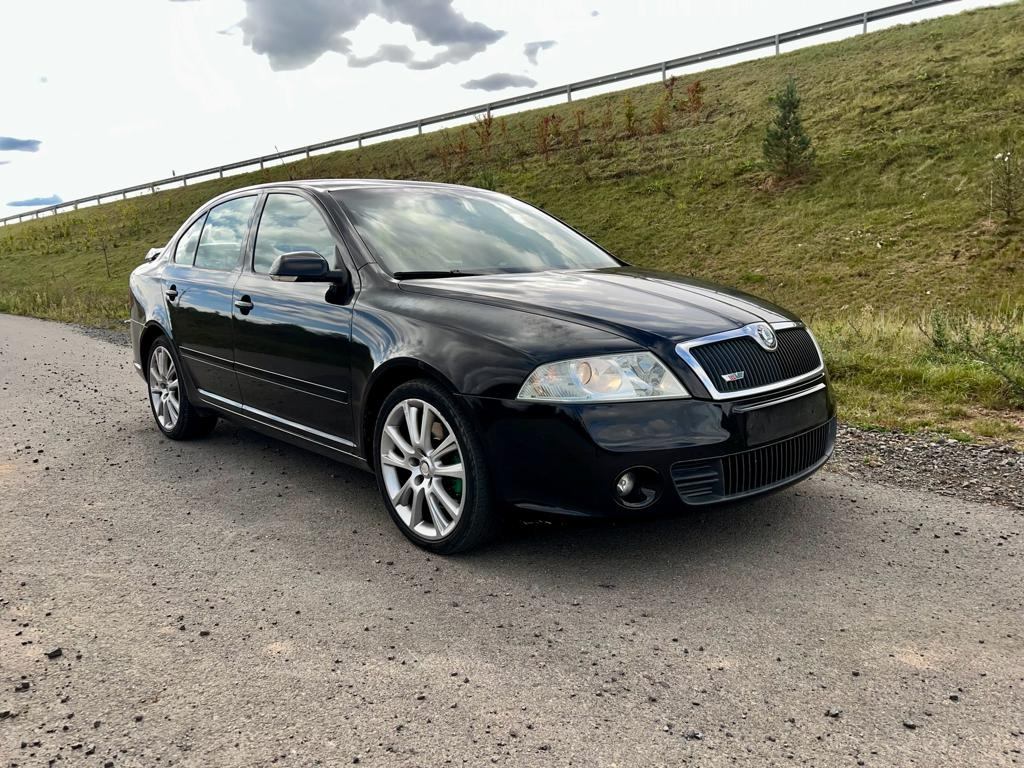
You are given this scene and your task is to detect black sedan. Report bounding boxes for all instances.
[129,180,835,553]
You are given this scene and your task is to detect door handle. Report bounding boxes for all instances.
[234,295,254,314]
[165,285,178,302]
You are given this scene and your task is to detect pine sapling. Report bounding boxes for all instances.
[763,78,814,179]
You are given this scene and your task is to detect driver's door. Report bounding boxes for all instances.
[231,192,357,448]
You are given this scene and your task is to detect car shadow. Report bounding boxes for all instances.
[472,487,833,584]
[202,421,836,584]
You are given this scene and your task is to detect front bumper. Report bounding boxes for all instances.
[462,376,836,517]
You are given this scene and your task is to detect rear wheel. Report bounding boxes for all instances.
[146,337,217,440]
[373,380,496,554]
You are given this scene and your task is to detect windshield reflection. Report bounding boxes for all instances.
[332,187,619,275]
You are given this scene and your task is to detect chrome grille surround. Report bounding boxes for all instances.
[674,321,825,400]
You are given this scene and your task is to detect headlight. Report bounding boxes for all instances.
[517,352,690,402]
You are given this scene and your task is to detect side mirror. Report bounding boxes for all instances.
[269,251,349,286]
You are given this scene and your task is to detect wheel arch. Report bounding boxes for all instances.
[138,321,170,380]
[359,358,459,461]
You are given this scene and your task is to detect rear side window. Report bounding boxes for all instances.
[253,194,339,273]
[195,196,257,271]
[174,215,205,265]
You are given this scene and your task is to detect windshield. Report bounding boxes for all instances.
[332,187,620,275]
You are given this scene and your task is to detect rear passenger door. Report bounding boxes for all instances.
[163,195,257,405]
[231,192,357,448]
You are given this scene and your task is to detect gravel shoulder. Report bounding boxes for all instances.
[831,425,1024,511]
[2,314,1021,767]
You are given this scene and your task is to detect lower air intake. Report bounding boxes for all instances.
[670,419,836,505]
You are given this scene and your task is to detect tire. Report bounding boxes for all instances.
[372,379,496,554]
[146,336,218,440]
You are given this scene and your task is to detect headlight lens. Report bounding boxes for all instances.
[517,352,690,402]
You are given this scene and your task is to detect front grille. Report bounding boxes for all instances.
[689,327,821,394]
[670,419,836,505]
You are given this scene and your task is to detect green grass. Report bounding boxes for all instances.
[816,312,1023,444]
[1,2,1023,441]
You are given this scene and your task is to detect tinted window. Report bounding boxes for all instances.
[332,187,619,275]
[174,214,205,265]
[254,194,339,273]
[194,196,256,271]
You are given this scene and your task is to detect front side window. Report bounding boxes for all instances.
[194,196,257,271]
[253,194,340,273]
[174,214,206,265]
[332,187,620,275]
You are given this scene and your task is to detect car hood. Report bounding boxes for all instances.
[398,267,798,347]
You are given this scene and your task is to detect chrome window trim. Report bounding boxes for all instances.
[674,321,825,401]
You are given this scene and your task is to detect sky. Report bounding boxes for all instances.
[0,0,1009,219]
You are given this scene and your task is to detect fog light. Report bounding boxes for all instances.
[613,466,662,509]
[615,472,636,497]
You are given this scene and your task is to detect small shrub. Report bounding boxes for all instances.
[990,149,1023,220]
[663,76,678,107]
[622,96,640,137]
[924,309,1024,405]
[650,102,669,134]
[496,117,514,169]
[573,107,586,133]
[455,128,471,162]
[471,168,499,191]
[686,79,705,113]
[536,114,562,161]
[763,78,815,179]
[568,107,587,146]
[644,179,674,198]
[435,131,459,181]
[472,112,494,158]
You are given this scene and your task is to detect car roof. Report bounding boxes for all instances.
[218,178,480,197]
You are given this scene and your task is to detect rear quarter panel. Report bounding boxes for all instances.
[129,258,172,369]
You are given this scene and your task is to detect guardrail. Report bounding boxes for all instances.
[0,0,963,227]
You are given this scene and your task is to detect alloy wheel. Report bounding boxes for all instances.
[149,346,181,431]
[379,398,466,540]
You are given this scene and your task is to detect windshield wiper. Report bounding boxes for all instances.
[392,270,481,280]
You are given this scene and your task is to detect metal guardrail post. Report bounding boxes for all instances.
[661,62,667,82]
[863,11,869,32]
[775,33,780,54]
[566,85,572,103]
[417,121,423,136]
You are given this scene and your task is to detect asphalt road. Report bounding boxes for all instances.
[1,314,1021,767]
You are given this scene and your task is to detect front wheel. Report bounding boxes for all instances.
[373,380,496,554]
[146,337,218,440]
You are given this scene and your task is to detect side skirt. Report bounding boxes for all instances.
[197,391,372,474]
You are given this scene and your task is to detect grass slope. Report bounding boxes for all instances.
[1,2,1022,441]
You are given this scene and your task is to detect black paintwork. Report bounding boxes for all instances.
[130,180,835,516]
